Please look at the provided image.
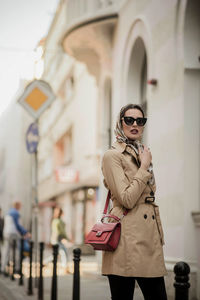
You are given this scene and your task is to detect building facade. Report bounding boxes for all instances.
[38,0,200,298]
[38,4,101,249]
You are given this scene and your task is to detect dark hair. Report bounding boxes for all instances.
[53,207,63,218]
[119,104,145,120]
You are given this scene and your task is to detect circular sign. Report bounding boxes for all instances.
[26,123,39,153]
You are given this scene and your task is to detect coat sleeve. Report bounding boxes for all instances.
[11,211,27,236]
[102,150,152,209]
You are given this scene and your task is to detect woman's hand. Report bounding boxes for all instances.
[139,145,152,170]
[24,232,31,239]
[61,238,73,247]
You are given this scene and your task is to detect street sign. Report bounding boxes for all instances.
[18,79,55,119]
[55,166,79,183]
[26,123,39,153]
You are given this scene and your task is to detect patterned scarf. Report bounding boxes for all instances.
[114,112,155,185]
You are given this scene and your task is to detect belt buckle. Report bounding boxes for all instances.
[145,196,155,203]
[96,231,103,237]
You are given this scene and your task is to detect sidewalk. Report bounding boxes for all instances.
[0,273,143,300]
[0,254,144,300]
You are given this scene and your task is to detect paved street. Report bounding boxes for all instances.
[0,272,144,300]
[0,247,144,300]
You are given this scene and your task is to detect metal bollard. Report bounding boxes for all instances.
[174,261,190,300]
[38,242,44,300]
[11,239,16,281]
[0,245,2,274]
[27,241,34,296]
[19,238,24,285]
[72,248,81,300]
[51,244,59,300]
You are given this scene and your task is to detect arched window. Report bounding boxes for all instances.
[184,0,200,69]
[126,37,147,141]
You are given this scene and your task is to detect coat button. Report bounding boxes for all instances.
[152,215,155,220]
[144,214,147,219]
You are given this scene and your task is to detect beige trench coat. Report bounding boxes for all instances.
[101,141,167,277]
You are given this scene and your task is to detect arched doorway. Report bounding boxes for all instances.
[126,37,147,141]
[184,0,200,68]
[184,0,200,200]
[184,0,200,297]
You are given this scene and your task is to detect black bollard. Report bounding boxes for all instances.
[19,238,24,286]
[0,245,2,274]
[27,241,34,296]
[38,242,44,300]
[11,239,16,281]
[174,261,190,300]
[72,248,81,300]
[51,244,59,300]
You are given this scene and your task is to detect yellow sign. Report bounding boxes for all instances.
[25,87,48,111]
[18,80,55,119]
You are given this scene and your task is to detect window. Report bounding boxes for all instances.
[54,128,73,168]
[58,75,74,102]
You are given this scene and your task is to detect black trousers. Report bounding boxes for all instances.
[108,275,167,300]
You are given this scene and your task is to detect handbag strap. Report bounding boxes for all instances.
[103,190,129,217]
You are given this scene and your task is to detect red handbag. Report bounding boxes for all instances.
[85,191,128,251]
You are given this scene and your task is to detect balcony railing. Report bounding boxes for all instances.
[65,0,124,30]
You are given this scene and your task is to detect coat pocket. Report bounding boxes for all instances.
[154,206,165,245]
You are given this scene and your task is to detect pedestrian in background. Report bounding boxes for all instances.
[50,207,71,269]
[1,201,31,275]
[101,104,167,300]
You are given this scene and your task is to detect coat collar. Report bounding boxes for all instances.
[112,141,126,153]
[112,141,140,166]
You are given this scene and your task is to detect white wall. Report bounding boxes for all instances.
[0,99,32,229]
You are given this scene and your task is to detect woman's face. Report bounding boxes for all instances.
[53,207,61,218]
[122,108,144,140]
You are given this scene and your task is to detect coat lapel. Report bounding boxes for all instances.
[112,142,140,167]
[125,146,140,167]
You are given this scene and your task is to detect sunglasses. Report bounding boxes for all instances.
[122,116,147,126]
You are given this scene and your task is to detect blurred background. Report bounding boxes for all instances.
[0,0,199,298]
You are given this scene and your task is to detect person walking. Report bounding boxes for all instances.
[50,207,70,268]
[101,104,167,300]
[1,201,30,275]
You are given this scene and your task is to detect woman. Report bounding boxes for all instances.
[51,207,69,267]
[101,104,167,300]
